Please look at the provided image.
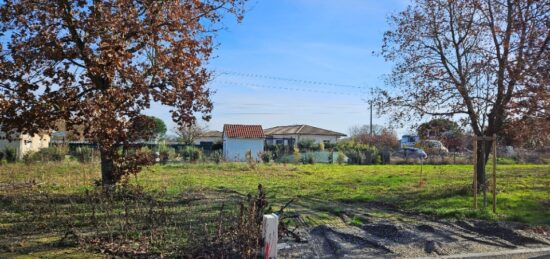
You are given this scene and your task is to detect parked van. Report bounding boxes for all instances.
[417,139,449,155]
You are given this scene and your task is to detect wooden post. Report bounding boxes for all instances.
[481,137,487,209]
[262,214,278,259]
[420,158,423,185]
[473,137,478,209]
[492,134,497,213]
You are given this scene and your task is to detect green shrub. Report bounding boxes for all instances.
[168,148,178,160]
[337,140,380,165]
[22,152,34,165]
[497,157,517,165]
[279,156,291,164]
[25,146,67,163]
[4,147,17,163]
[179,146,202,162]
[349,216,363,226]
[210,150,223,164]
[324,142,336,150]
[298,139,318,151]
[245,149,255,168]
[140,146,153,155]
[293,145,300,163]
[159,151,169,164]
[156,144,176,164]
[301,152,315,164]
[337,151,346,165]
[74,146,94,163]
[260,151,272,163]
[376,149,391,164]
[266,144,286,161]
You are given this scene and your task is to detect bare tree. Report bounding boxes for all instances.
[349,124,400,150]
[175,122,208,145]
[0,0,245,186]
[379,0,549,190]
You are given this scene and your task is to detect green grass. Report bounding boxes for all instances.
[2,162,549,224]
[132,163,549,224]
[1,161,549,257]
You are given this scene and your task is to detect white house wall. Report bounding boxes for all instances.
[0,133,50,159]
[223,137,264,162]
[268,134,338,144]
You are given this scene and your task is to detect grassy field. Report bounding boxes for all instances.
[1,161,549,257]
[138,162,550,224]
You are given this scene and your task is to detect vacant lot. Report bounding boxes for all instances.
[1,162,549,257]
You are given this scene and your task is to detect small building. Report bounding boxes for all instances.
[264,124,346,146]
[0,132,51,159]
[193,130,223,146]
[223,124,265,162]
[400,134,419,148]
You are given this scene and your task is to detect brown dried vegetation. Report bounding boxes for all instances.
[0,0,245,185]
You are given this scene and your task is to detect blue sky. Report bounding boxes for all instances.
[146,0,412,136]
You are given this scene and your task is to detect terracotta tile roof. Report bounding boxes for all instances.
[264,124,346,137]
[223,124,265,139]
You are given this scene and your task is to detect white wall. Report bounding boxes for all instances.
[0,133,50,159]
[223,136,265,162]
[268,134,338,144]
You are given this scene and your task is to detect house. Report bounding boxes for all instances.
[193,130,223,145]
[263,124,346,146]
[0,132,51,159]
[223,124,265,161]
[51,120,86,143]
[400,134,419,148]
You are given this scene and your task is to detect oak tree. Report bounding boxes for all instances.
[0,0,244,186]
[379,0,549,189]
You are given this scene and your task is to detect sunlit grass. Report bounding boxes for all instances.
[0,161,549,257]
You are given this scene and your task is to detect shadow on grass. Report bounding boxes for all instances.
[0,185,247,257]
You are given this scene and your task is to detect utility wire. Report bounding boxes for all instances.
[213,80,363,96]
[218,71,366,90]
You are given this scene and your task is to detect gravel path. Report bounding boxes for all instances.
[277,203,550,258]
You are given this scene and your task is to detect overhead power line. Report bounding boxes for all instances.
[218,71,367,90]
[213,80,363,96]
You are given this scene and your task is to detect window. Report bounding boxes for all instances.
[276,139,284,145]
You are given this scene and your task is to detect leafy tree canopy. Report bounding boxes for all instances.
[0,0,245,185]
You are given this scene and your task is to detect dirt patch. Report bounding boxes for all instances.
[278,203,550,258]
[0,181,37,191]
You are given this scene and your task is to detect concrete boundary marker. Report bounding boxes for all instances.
[262,214,278,259]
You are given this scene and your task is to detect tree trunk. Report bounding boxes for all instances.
[100,149,115,187]
[475,138,493,191]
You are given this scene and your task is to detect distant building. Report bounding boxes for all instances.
[263,124,346,146]
[400,134,419,148]
[223,124,265,161]
[193,130,223,145]
[0,132,51,159]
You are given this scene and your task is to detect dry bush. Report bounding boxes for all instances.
[77,184,268,258]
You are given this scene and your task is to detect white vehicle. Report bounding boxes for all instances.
[419,139,449,154]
